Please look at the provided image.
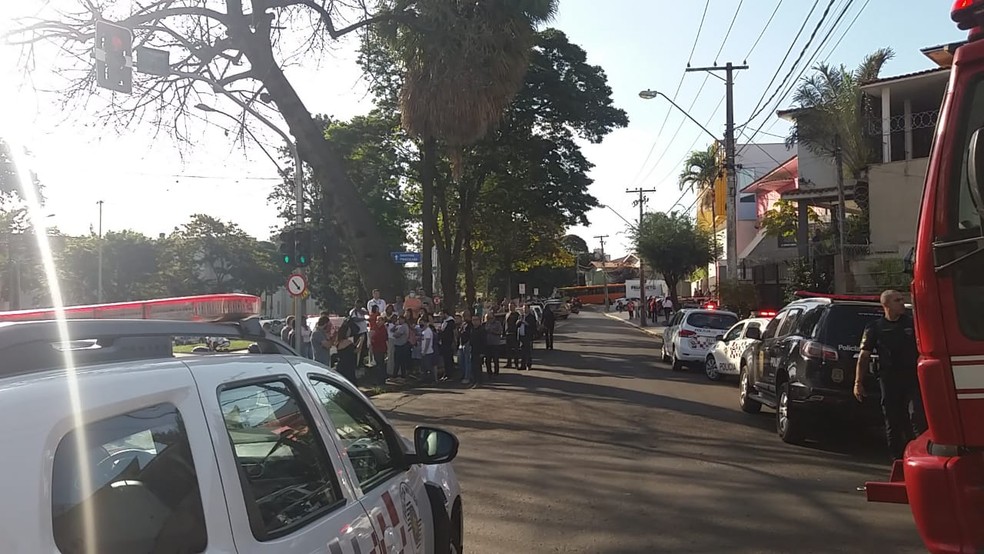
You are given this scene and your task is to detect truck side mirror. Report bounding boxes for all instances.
[967,127,984,223]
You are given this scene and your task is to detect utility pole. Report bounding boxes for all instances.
[687,62,748,281]
[627,188,657,327]
[97,200,104,304]
[594,234,610,311]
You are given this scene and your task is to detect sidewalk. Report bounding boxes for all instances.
[601,309,667,342]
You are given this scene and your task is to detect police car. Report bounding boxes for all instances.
[0,294,463,554]
[661,308,740,371]
[702,317,771,381]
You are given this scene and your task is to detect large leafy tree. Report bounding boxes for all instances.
[678,143,720,212]
[58,230,164,304]
[632,211,714,306]
[377,0,558,297]
[270,113,411,310]
[786,48,894,178]
[162,214,281,295]
[8,0,431,297]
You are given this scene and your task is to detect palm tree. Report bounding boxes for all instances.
[786,48,895,178]
[381,0,558,297]
[678,143,722,213]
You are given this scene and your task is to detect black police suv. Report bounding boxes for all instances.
[738,296,886,444]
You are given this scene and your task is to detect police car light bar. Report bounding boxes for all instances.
[0,294,261,323]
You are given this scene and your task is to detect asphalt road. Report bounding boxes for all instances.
[371,309,924,553]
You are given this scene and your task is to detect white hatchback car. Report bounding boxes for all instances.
[0,317,463,554]
[702,317,771,381]
[661,308,740,371]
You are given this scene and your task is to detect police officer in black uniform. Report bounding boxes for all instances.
[854,289,927,461]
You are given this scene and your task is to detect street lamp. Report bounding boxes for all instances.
[638,89,721,142]
[195,101,305,348]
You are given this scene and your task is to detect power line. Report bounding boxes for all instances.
[714,0,745,64]
[635,74,712,186]
[822,0,870,63]
[740,0,825,128]
[740,0,851,149]
[744,0,785,63]
[627,0,710,189]
[687,0,711,66]
[649,94,726,189]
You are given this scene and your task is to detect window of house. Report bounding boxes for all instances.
[51,403,207,554]
[219,379,344,540]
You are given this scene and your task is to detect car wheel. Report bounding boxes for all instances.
[777,381,805,444]
[739,365,762,414]
[704,355,722,381]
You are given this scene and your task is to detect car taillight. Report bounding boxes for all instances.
[679,329,696,337]
[953,0,984,29]
[800,340,838,361]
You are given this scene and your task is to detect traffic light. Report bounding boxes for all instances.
[295,229,312,267]
[278,229,295,267]
[94,20,133,93]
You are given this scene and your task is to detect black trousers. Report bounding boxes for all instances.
[505,336,520,366]
[879,371,928,460]
[394,344,411,378]
[543,326,554,350]
[484,345,501,374]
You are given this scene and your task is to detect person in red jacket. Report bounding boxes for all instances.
[370,318,389,385]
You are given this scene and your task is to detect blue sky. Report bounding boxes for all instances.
[0,0,966,254]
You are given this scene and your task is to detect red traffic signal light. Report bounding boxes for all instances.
[94,20,133,93]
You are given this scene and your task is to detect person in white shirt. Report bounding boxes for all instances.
[419,316,437,383]
[349,302,370,366]
[367,289,387,317]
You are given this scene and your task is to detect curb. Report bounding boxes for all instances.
[602,311,665,341]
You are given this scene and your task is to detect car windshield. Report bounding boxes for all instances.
[686,312,738,330]
[823,305,885,351]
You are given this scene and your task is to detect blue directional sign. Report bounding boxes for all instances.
[391,251,422,263]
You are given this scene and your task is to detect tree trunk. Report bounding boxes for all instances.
[420,137,437,297]
[236,30,404,298]
[463,229,476,307]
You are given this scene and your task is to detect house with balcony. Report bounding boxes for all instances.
[772,42,957,293]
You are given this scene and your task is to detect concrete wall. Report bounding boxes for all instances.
[797,148,839,189]
[867,157,928,254]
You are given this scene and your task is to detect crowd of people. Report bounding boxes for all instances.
[618,296,677,324]
[279,289,560,387]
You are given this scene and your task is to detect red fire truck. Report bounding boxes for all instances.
[864,2,984,551]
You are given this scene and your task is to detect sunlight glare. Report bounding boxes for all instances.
[4,135,98,554]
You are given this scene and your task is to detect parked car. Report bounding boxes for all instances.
[0,317,463,553]
[661,308,740,371]
[703,317,772,381]
[739,296,887,444]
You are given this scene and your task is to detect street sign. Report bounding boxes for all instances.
[519,283,526,295]
[391,251,421,263]
[533,288,539,296]
[135,46,170,76]
[286,273,308,297]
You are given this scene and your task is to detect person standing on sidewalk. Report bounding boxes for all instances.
[626,299,635,320]
[469,314,485,384]
[367,289,387,318]
[312,316,333,366]
[541,304,556,351]
[389,314,411,379]
[370,317,389,385]
[458,313,474,384]
[419,315,437,383]
[854,289,927,462]
[483,312,503,377]
[504,303,520,369]
[662,296,673,324]
[517,305,536,370]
